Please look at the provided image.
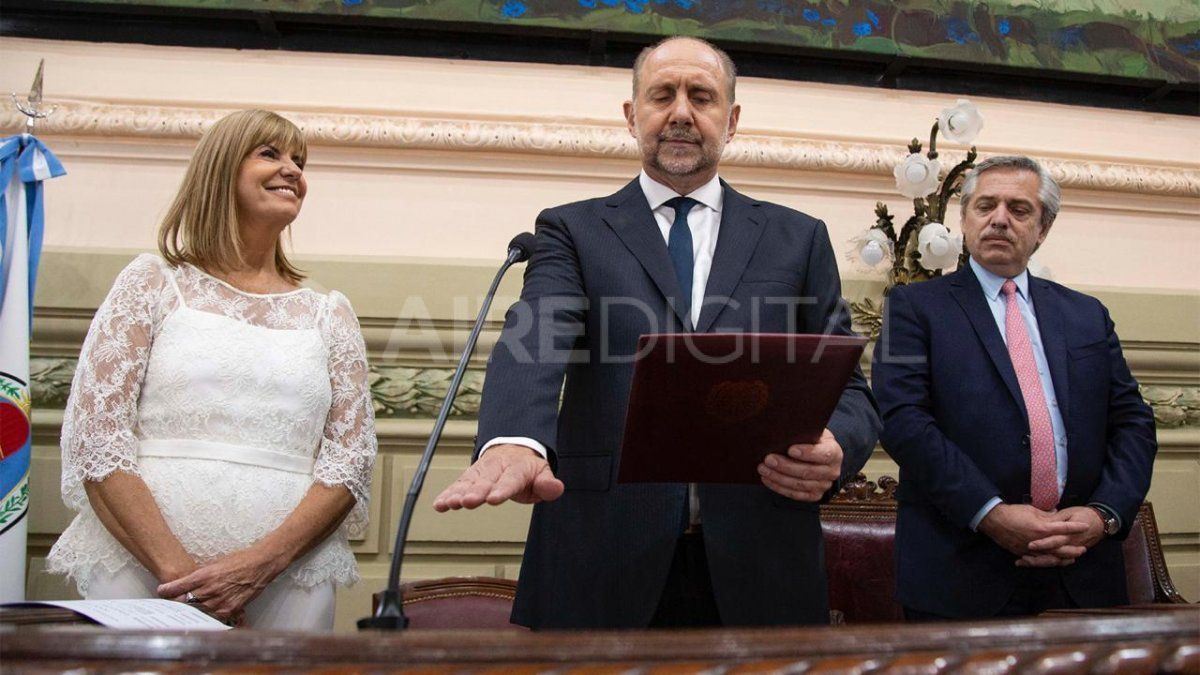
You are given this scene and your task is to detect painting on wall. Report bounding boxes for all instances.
[57,0,1200,83]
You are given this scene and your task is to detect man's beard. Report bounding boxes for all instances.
[648,129,720,177]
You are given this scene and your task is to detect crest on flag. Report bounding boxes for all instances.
[0,371,31,534]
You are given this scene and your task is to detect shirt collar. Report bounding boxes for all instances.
[638,170,724,213]
[969,256,1029,301]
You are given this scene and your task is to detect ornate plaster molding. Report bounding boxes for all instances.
[1142,385,1200,429]
[369,366,484,419]
[30,357,484,420]
[3,100,1196,198]
[30,356,1200,428]
[29,358,73,410]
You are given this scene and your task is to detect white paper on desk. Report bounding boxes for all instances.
[32,599,231,630]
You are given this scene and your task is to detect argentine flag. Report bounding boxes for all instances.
[0,134,65,602]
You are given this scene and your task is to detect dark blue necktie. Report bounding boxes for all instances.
[665,196,700,533]
[664,197,697,317]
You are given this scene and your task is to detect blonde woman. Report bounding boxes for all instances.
[47,110,376,631]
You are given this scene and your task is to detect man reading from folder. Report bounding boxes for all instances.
[434,36,879,629]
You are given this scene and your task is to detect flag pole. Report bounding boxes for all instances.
[0,60,64,603]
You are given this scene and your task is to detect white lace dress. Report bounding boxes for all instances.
[47,254,377,625]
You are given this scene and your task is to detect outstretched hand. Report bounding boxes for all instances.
[433,444,564,511]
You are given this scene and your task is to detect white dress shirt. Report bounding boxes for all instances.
[639,170,724,329]
[481,172,725,462]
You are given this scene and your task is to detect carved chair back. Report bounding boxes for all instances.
[388,576,525,630]
[819,474,1187,624]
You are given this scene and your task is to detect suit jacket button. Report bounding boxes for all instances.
[1021,435,1030,448]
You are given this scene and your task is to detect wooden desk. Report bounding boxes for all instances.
[3,607,1198,672]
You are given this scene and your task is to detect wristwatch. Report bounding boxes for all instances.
[1089,505,1120,536]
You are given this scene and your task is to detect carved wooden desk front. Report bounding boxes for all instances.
[3,607,1198,673]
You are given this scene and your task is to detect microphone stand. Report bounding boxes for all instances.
[358,240,531,630]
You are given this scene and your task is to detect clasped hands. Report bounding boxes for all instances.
[432,429,843,512]
[156,547,286,625]
[978,504,1105,567]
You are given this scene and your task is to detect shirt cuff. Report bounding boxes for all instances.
[970,497,1003,532]
[479,436,549,461]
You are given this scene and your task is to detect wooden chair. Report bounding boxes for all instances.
[819,474,1189,624]
[386,576,525,630]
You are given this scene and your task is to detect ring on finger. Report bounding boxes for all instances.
[186,592,199,604]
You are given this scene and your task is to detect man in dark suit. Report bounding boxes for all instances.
[433,36,879,629]
[872,155,1157,620]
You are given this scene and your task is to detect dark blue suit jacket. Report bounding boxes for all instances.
[476,178,880,629]
[872,266,1156,617]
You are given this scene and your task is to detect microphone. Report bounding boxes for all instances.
[359,233,537,631]
[507,232,537,264]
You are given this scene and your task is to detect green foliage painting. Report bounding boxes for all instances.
[67,0,1199,82]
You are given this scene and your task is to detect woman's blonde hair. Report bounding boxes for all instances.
[158,109,308,283]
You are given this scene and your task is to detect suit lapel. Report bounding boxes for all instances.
[695,183,765,333]
[1029,276,1078,501]
[1029,277,1070,414]
[601,179,691,327]
[948,268,1026,415]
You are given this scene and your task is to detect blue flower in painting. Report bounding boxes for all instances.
[822,17,836,26]
[853,21,872,37]
[675,0,695,9]
[1057,26,1084,49]
[342,0,363,6]
[625,0,645,12]
[946,17,978,45]
[997,19,1010,36]
[578,0,596,6]
[802,8,819,22]
[602,0,620,6]
[1173,38,1200,55]
[866,9,880,27]
[500,0,526,17]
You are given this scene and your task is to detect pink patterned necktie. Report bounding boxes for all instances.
[1002,280,1058,510]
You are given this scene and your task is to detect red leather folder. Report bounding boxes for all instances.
[617,333,867,484]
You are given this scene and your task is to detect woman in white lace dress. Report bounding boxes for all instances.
[47,110,376,631]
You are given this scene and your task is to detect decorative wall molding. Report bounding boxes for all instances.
[1143,386,1200,429]
[30,357,484,420]
[369,366,483,418]
[29,358,73,410]
[3,100,1197,198]
[29,356,1200,429]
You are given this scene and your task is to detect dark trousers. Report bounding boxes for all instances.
[904,567,1078,622]
[649,530,722,628]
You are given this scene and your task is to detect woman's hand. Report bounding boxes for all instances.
[156,560,199,602]
[156,547,286,622]
[156,483,355,624]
